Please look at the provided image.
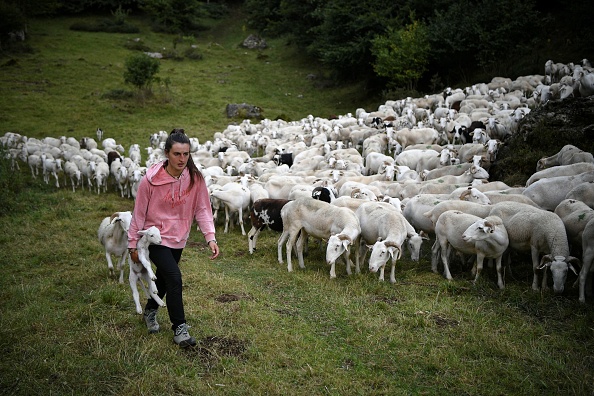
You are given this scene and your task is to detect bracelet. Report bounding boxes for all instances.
[208,239,217,245]
[129,248,137,253]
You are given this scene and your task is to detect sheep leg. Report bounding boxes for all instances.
[239,207,246,236]
[129,268,144,314]
[329,260,337,279]
[378,264,386,282]
[344,252,352,276]
[105,252,115,277]
[116,252,127,284]
[531,247,542,291]
[440,242,453,280]
[247,226,260,254]
[147,277,166,307]
[277,231,289,264]
[285,232,299,272]
[579,246,594,303]
[224,206,230,233]
[390,258,397,284]
[295,231,307,269]
[430,239,440,274]
[495,256,505,290]
[473,253,485,285]
[139,257,157,281]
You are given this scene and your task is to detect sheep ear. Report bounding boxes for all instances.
[137,229,147,236]
[537,254,553,270]
[567,256,581,275]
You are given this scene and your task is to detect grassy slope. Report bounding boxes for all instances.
[0,7,377,146]
[0,7,593,396]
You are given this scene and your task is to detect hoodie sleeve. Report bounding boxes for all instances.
[128,176,151,249]
[193,177,216,242]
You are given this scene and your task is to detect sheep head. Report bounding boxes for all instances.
[536,255,580,294]
[368,240,401,273]
[326,234,352,265]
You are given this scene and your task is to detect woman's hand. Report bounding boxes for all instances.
[129,249,140,264]
[208,240,220,259]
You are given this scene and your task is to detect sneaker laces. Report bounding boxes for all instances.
[175,323,191,337]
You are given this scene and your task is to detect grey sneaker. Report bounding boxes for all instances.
[143,308,160,334]
[173,323,196,348]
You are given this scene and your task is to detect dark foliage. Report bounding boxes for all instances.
[490,97,594,186]
[69,18,140,33]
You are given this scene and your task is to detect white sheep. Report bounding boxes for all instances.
[432,210,509,289]
[536,144,594,171]
[553,198,594,250]
[427,164,489,185]
[487,201,580,293]
[526,162,594,186]
[129,226,166,314]
[94,161,110,194]
[356,201,427,283]
[63,160,81,192]
[42,157,62,188]
[210,182,251,235]
[97,211,133,283]
[277,198,361,278]
[522,171,594,211]
[565,181,594,209]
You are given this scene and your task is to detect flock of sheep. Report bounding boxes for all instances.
[3,57,594,309]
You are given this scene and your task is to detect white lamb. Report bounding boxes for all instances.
[129,226,166,314]
[97,211,133,283]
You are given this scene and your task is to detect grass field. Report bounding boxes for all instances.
[1,6,593,396]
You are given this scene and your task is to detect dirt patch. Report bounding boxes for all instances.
[371,295,400,304]
[430,314,459,328]
[215,293,252,303]
[184,335,247,366]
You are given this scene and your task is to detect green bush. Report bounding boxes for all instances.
[100,88,135,100]
[70,18,139,33]
[123,53,160,90]
[123,39,151,52]
[183,46,203,60]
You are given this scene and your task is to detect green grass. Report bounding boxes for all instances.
[1,8,594,396]
[0,9,378,147]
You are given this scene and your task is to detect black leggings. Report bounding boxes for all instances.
[145,245,185,330]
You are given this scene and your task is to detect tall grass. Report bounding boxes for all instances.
[1,7,593,396]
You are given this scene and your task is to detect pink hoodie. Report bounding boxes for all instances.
[128,161,215,249]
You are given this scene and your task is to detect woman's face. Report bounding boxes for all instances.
[166,142,191,173]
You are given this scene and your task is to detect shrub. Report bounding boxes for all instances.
[123,39,151,52]
[123,53,160,91]
[183,47,203,60]
[70,19,140,33]
[100,89,135,100]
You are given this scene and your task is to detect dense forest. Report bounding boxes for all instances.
[2,0,593,95]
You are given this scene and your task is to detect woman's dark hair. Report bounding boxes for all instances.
[165,128,203,189]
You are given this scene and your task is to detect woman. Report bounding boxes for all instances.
[128,128,220,348]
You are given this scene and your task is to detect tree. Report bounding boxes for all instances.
[123,53,160,91]
[139,0,205,34]
[371,20,430,90]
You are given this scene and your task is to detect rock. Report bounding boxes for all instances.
[241,34,267,50]
[225,103,263,119]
